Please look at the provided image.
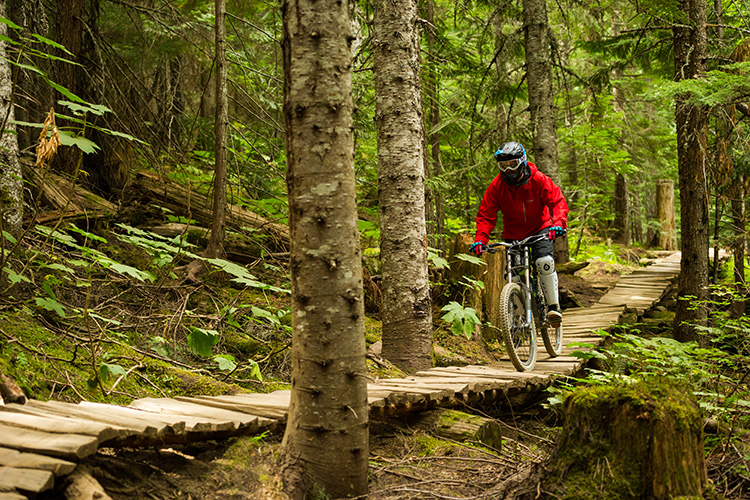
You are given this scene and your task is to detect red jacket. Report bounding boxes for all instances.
[475,162,569,242]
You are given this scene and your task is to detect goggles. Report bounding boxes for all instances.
[497,156,525,173]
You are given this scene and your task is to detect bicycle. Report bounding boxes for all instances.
[486,231,564,371]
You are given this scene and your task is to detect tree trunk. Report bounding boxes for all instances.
[523,0,569,264]
[548,382,707,499]
[279,0,369,496]
[424,0,446,256]
[672,0,709,344]
[631,188,644,244]
[374,0,433,374]
[53,0,85,177]
[730,186,745,318]
[655,179,677,250]
[523,0,559,185]
[0,1,23,240]
[205,0,228,259]
[613,173,630,245]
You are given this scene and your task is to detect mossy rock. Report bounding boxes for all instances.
[545,379,706,500]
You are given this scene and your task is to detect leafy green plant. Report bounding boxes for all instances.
[440,301,480,339]
[187,327,220,357]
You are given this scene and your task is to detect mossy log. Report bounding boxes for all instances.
[547,381,706,500]
[409,408,502,450]
[132,171,289,250]
[23,164,117,221]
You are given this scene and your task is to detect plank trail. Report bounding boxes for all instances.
[0,251,681,497]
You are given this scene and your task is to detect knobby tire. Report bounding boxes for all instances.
[541,322,563,357]
[499,282,537,371]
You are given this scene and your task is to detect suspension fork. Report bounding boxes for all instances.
[523,248,533,327]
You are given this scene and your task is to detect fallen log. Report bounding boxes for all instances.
[22,164,117,221]
[131,171,289,251]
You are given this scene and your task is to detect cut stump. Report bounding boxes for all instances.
[547,381,706,499]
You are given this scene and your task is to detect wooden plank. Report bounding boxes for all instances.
[129,398,264,430]
[171,396,288,422]
[0,406,130,443]
[22,401,162,436]
[0,466,54,494]
[0,447,76,477]
[0,423,97,459]
[77,401,236,434]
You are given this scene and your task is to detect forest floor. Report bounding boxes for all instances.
[40,263,631,500]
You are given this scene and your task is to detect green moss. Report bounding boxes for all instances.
[546,380,704,499]
[413,434,457,457]
[364,316,381,344]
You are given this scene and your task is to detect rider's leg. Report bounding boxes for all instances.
[535,254,562,327]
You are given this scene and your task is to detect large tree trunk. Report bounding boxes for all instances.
[53,0,85,178]
[672,0,709,344]
[424,0,446,256]
[613,173,630,245]
[279,0,369,496]
[0,1,23,240]
[205,0,228,259]
[374,0,433,374]
[655,179,677,250]
[523,0,569,264]
[730,186,745,318]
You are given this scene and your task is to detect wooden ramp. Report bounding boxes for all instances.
[0,252,681,498]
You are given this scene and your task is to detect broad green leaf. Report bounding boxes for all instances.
[58,100,111,116]
[35,297,66,317]
[57,130,100,154]
[251,306,280,325]
[99,362,127,384]
[44,78,84,102]
[67,224,107,243]
[36,225,77,246]
[31,34,72,54]
[214,354,237,372]
[3,266,29,283]
[44,263,76,274]
[1,230,17,244]
[0,16,21,29]
[455,253,486,266]
[187,327,219,357]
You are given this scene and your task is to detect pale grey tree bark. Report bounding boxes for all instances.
[672,0,709,344]
[0,3,23,240]
[205,0,228,259]
[523,0,569,263]
[280,0,369,496]
[523,0,559,185]
[374,0,433,374]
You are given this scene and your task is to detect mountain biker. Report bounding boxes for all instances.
[469,141,569,327]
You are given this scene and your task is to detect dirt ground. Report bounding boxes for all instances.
[39,262,631,499]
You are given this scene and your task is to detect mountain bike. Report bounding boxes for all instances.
[486,232,564,371]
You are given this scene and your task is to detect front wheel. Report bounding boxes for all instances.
[499,283,537,371]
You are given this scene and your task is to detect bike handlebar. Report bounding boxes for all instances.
[485,228,567,253]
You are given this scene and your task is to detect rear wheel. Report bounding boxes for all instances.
[541,322,563,357]
[499,283,537,371]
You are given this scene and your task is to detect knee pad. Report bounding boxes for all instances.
[535,255,555,275]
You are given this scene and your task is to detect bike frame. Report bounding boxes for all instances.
[489,232,549,329]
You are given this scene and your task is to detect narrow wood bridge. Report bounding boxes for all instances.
[0,252,682,499]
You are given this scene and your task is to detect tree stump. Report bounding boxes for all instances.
[446,233,506,342]
[546,381,706,499]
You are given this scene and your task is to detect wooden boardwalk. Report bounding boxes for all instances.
[0,252,682,498]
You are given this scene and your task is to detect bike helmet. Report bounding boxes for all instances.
[494,142,529,185]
